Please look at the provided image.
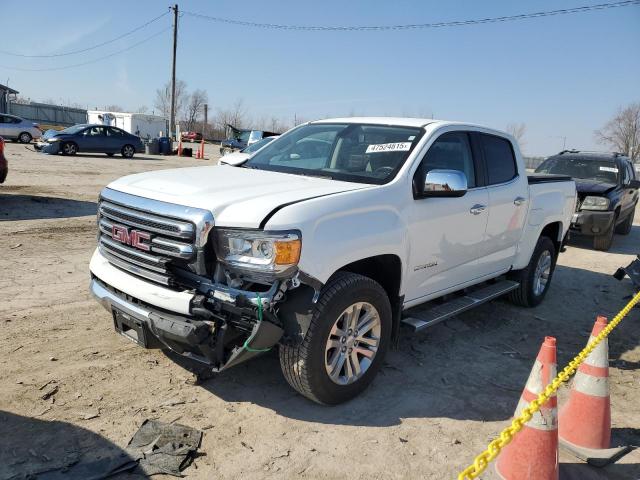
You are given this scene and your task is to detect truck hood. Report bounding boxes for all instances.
[107,165,370,228]
[574,179,617,195]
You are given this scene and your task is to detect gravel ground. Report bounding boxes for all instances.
[1,141,638,480]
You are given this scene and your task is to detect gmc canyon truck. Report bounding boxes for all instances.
[90,118,576,404]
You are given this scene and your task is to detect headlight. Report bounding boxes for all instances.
[580,196,609,211]
[215,229,301,277]
[47,138,61,143]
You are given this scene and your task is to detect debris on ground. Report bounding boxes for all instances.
[125,419,203,476]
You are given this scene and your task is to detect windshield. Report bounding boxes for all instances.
[245,123,424,184]
[242,136,276,154]
[535,157,619,183]
[59,124,88,135]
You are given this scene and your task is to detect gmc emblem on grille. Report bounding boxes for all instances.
[111,224,151,251]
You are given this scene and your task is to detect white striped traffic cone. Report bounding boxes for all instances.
[496,336,559,480]
[558,315,631,466]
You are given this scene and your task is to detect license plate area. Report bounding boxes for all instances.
[113,308,149,347]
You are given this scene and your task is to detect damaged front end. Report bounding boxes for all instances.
[90,188,322,372]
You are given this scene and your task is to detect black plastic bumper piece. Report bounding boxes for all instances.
[571,210,615,236]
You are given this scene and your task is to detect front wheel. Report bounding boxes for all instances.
[121,144,135,158]
[593,215,617,251]
[61,142,77,156]
[507,236,557,307]
[18,132,32,143]
[279,272,392,404]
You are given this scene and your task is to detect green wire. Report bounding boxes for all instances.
[242,293,271,353]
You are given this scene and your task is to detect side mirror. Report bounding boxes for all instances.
[420,169,468,198]
[630,179,640,189]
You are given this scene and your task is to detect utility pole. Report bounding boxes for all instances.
[203,103,208,137]
[169,4,179,140]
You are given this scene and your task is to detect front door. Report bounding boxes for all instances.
[77,126,106,152]
[405,131,489,302]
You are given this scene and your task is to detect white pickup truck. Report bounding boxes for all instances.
[90,117,576,404]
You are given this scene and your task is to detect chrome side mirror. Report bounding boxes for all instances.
[422,169,468,197]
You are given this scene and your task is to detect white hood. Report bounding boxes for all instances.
[107,165,369,228]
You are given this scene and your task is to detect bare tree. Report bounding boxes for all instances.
[154,79,187,119]
[595,102,640,160]
[182,89,208,131]
[506,122,527,149]
[104,104,123,112]
[137,105,149,114]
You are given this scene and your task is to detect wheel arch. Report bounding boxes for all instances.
[539,221,563,255]
[331,254,403,341]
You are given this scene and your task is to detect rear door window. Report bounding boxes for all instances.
[480,134,517,185]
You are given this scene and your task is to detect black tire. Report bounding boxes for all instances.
[106,153,115,157]
[507,236,557,307]
[18,132,32,144]
[121,144,135,158]
[279,272,392,405]
[615,208,634,235]
[61,142,77,156]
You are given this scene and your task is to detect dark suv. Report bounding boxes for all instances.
[535,151,639,251]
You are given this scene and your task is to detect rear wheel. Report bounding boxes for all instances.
[279,272,391,404]
[18,132,32,143]
[508,236,556,307]
[121,144,135,158]
[615,208,635,235]
[61,142,77,156]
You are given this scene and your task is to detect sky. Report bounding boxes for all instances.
[1,0,638,156]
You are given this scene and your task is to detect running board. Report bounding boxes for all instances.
[401,280,519,332]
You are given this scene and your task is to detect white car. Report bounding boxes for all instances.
[89,117,576,404]
[0,114,41,143]
[219,135,279,166]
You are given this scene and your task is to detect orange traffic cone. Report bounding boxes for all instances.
[496,336,558,480]
[177,139,183,156]
[199,138,205,159]
[558,316,630,466]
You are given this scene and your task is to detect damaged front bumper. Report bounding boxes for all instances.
[91,276,284,371]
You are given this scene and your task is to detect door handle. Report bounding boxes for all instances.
[470,204,486,215]
[514,196,526,206]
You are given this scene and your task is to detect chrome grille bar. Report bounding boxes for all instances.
[99,237,168,272]
[99,247,172,285]
[99,218,194,260]
[99,201,194,240]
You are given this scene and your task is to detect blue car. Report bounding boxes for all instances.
[37,124,144,158]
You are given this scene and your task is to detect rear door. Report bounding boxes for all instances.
[405,131,489,301]
[0,115,8,137]
[105,127,125,153]
[475,133,529,276]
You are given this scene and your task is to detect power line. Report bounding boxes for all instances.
[182,0,640,31]
[0,27,170,72]
[0,11,168,58]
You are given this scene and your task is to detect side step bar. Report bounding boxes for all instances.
[401,280,519,332]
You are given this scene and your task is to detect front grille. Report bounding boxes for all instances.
[97,188,214,287]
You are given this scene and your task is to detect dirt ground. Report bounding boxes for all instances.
[1,141,639,480]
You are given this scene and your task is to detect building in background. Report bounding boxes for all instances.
[0,84,19,114]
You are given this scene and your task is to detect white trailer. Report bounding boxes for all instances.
[87,110,167,140]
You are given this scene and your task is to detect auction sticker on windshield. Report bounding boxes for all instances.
[366,142,412,154]
[599,166,618,173]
